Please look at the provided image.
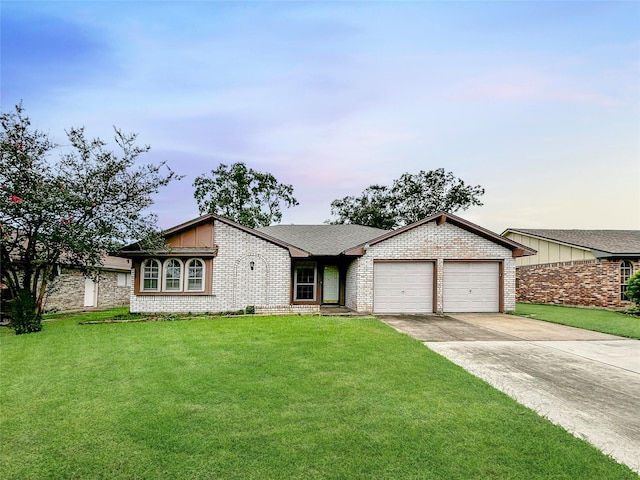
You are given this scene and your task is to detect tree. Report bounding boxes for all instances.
[193,162,298,228]
[0,104,179,333]
[329,168,484,229]
[327,184,396,230]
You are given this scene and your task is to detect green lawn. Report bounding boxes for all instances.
[1,311,636,479]
[515,303,640,339]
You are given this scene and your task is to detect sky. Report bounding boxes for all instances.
[2,0,639,233]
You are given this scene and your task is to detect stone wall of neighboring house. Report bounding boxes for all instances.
[43,268,130,312]
[130,220,294,314]
[353,221,516,313]
[516,259,639,308]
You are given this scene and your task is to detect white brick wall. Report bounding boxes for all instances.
[345,258,360,310]
[352,222,516,313]
[130,220,293,314]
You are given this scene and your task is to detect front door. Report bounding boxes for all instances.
[322,266,339,304]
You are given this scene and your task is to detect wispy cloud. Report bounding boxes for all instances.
[2,1,638,231]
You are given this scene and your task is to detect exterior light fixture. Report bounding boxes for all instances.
[250,261,255,270]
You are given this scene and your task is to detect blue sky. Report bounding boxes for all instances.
[2,1,639,233]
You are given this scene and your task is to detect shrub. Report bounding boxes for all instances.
[625,271,640,304]
[10,289,43,334]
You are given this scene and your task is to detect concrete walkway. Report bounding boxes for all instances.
[377,313,640,474]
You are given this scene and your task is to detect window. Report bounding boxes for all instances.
[294,263,316,301]
[186,259,205,291]
[621,261,633,301]
[142,259,160,291]
[163,259,183,291]
[117,272,132,287]
[139,258,206,293]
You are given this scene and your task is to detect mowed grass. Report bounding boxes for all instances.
[516,303,640,339]
[1,312,636,479]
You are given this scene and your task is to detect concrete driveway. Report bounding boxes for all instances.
[376,313,640,474]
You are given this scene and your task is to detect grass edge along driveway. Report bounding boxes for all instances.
[515,303,640,339]
[1,312,637,479]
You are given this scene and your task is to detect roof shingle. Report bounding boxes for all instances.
[256,224,389,256]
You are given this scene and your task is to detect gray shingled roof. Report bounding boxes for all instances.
[257,224,389,256]
[507,229,640,255]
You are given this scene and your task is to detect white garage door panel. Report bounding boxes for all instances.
[374,262,433,313]
[444,262,499,312]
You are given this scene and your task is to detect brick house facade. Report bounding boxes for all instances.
[122,213,534,315]
[503,229,640,309]
[514,259,640,309]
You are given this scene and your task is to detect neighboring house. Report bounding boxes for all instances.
[120,212,534,315]
[42,255,133,312]
[502,229,640,308]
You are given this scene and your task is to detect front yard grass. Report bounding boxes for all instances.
[1,311,636,479]
[516,303,640,339]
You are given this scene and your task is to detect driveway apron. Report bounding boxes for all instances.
[377,313,640,474]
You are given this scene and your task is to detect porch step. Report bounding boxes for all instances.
[319,306,364,316]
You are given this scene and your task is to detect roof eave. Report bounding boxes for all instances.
[591,249,640,259]
[502,229,592,252]
[122,214,312,258]
[344,213,537,257]
[119,248,219,259]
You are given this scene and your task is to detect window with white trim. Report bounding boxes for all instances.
[294,262,316,301]
[621,261,633,301]
[139,258,206,293]
[141,259,160,291]
[186,259,205,292]
[163,259,183,291]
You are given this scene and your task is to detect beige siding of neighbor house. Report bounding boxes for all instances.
[504,232,594,267]
[352,221,516,313]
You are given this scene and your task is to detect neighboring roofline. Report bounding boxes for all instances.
[344,213,537,257]
[589,250,640,259]
[121,214,311,258]
[502,228,592,252]
[502,228,640,257]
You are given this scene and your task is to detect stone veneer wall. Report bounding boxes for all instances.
[43,269,130,312]
[516,259,639,308]
[352,222,516,313]
[130,220,294,314]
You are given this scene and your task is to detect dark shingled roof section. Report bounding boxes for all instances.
[507,229,640,255]
[256,224,390,256]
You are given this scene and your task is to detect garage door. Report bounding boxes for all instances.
[374,262,434,313]
[443,262,499,312]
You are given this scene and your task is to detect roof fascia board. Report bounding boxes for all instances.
[590,249,640,259]
[120,249,219,258]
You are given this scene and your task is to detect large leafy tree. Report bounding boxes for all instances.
[328,184,396,230]
[193,162,298,228]
[0,104,178,333]
[329,168,484,229]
